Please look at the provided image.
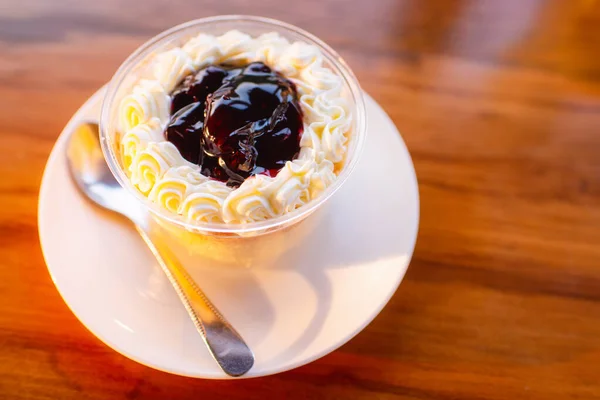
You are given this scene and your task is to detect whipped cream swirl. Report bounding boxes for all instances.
[117,30,352,224]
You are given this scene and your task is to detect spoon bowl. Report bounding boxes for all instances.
[66,122,145,225]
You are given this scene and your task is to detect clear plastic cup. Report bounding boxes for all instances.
[99,15,367,266]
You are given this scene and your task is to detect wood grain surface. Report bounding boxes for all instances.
[2,0,600,398]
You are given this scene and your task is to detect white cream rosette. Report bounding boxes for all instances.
[119,80,170,133]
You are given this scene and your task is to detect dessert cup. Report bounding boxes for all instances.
[100,15,367,266]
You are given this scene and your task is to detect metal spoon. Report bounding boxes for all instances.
[66,122,254,377]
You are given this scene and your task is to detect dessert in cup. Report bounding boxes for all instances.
[100,16,366,265]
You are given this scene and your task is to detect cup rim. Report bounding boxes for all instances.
[100,15,367,234]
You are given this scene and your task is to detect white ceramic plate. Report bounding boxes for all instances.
[38,87,419,379]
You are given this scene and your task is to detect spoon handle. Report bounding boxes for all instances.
[136,226,254,377]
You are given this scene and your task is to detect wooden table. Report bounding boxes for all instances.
[2,0,600,398]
